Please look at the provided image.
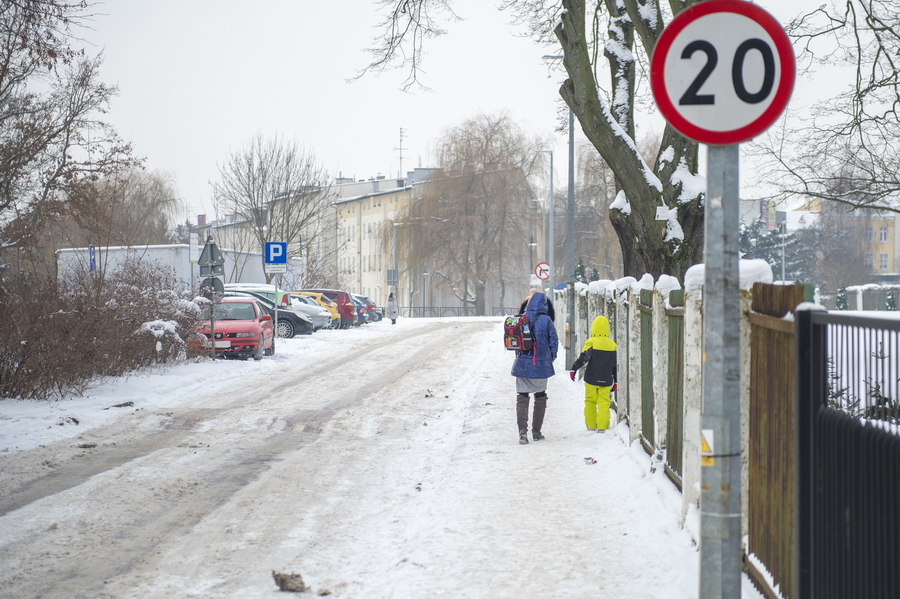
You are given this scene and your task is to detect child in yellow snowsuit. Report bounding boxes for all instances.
[568,315,618,431]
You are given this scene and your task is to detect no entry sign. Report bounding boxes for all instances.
[650,0,795,144]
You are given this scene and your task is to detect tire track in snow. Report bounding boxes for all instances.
[0,321,462,517]
[0,320,495,599]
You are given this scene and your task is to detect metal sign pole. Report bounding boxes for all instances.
[565,109,577,368]
[700,143,742,598]
[274,273,280,350]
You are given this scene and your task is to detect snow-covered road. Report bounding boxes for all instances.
[0,318,764,598]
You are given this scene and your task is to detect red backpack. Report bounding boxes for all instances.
[503,314,533,351]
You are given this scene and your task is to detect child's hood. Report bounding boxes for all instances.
[591,315,610,338]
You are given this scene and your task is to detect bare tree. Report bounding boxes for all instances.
[394,113,544,315]
[572,139,623,278]
[752,0,900,213]
[363,0,705,280]
[213,134,333,284]
[68,170,182,247]
[0,1,135,270]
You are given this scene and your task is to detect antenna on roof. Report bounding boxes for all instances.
[395,128,406,178]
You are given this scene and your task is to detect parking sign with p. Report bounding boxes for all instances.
[265,242,287,264]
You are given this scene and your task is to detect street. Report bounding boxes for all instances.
[0,318,712,598]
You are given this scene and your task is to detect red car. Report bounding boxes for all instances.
[189,297,275,360]
[298,289,358,329]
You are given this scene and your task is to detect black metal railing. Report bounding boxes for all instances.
[795,310,900,599]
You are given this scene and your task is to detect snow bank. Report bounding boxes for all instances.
[740,259,774,290]
[683,260,774,294]
[587,279,613,295]
[631,273,655,295]
[656,274,682,308]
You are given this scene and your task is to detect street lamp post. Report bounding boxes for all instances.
[392,222,400,298]
[565,109,577,367]
[537,149,555,292]
[528,237,538,286]
[532,198,547,293]
[422,269,429,317]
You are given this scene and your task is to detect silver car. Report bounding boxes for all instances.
[290,294,334,330]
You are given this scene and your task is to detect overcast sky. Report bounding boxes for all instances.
[81,0,809,223]
[80,1,574,221]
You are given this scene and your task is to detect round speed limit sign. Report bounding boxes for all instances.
[650,0,795,145]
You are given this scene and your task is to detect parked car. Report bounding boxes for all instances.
[188,297,274,360]
[299,289,358,328]
[222,290,313,337]
[288,294,333,330]
[223,283,291,307]
[352,296,368,325]
[352,294,383,322]
[293,291,340,327]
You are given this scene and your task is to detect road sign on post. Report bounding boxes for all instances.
[386,269,399,287]
[534,262,550,281]
[650,0,794,145]
[198,234,225,296]
[264,242,287,274]
[650,2,794,597]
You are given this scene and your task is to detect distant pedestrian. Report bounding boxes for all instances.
[568,315,618,432]
[387,293,399,325]
[511,291,558,444]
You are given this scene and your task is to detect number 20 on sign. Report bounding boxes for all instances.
[650,0,795,145]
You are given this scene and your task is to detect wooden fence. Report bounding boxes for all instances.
[746,283,812,599]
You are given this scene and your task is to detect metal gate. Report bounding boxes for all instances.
[795,309,900,599]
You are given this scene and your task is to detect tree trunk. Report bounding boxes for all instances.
[557,0,704,281]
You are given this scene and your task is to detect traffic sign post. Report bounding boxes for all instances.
[650,2,794,597]
[264,242,288,344]
[534,262,551,281]
[198,234,226,359]
[198,234,225,296]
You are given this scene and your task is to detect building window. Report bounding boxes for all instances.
[880,253,888,270]
[880,226,888,242]
[866,226,874,241]
[865,253,874,269]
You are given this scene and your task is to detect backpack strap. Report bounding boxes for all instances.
[530,313,541,366]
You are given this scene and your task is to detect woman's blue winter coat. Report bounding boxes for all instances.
[510,292,559,379]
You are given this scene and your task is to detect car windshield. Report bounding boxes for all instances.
[201,302,256,320]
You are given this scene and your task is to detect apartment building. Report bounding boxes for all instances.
[331,169,437,306]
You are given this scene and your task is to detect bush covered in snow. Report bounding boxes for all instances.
[0,260,200,400]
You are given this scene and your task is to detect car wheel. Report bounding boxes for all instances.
[276,320,294,338]
[253,343,264,361]
[264,340,274,356]
[302,323,313,335]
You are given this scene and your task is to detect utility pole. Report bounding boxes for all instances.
[565,109,576,367]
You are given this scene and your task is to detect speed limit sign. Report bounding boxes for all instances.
[650,0,794,144]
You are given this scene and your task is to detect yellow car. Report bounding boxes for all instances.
[291,292,340,328]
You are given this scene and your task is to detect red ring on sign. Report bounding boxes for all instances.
[650,0,795,145]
